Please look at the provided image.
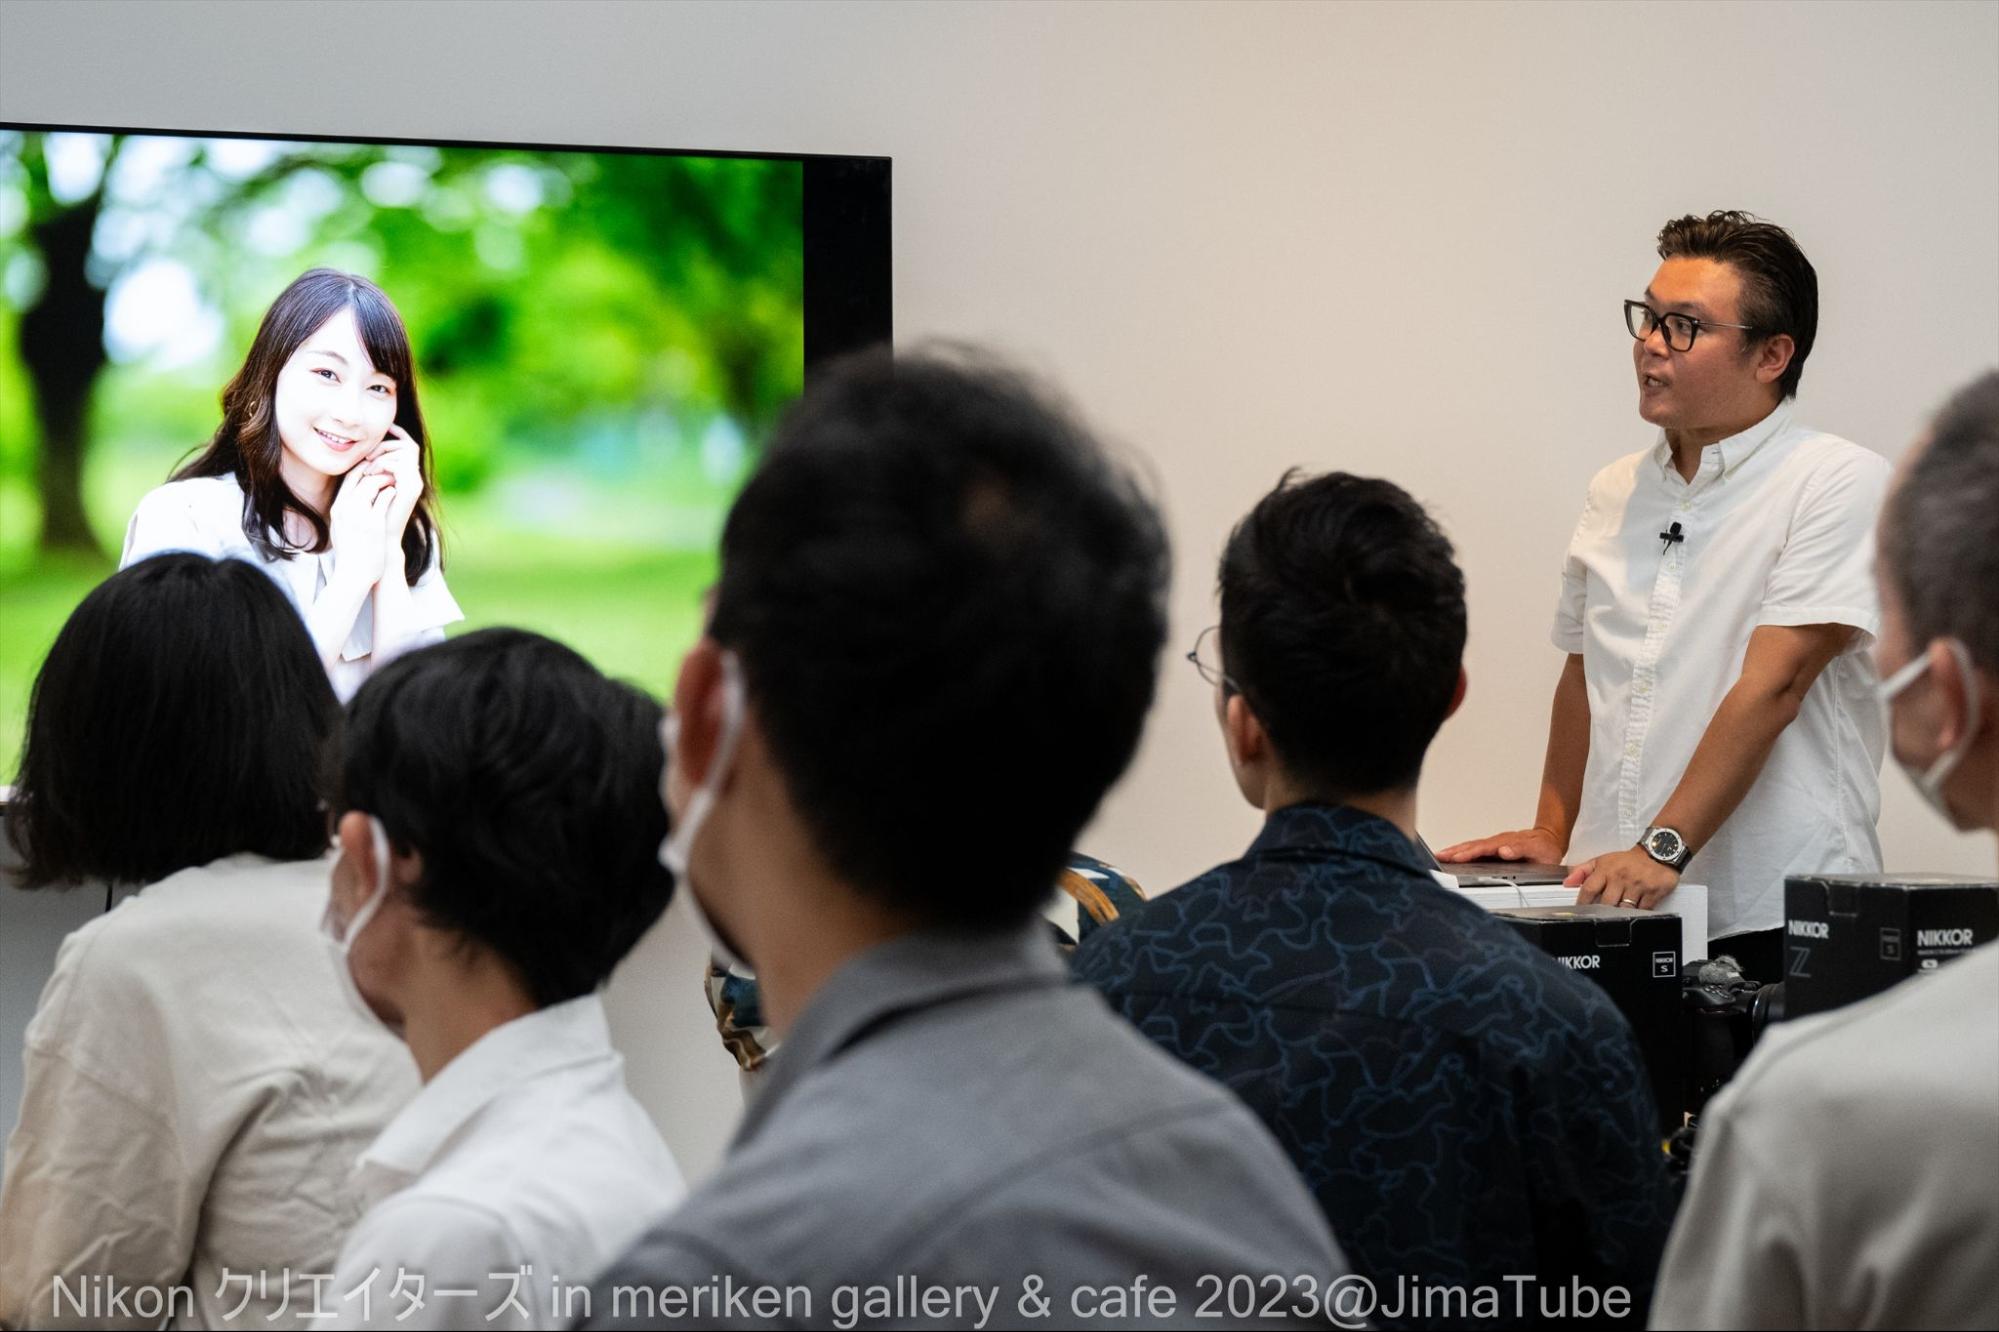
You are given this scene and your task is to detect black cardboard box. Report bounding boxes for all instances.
[1784,873,1999,1018]
[1494,904,1682,1132]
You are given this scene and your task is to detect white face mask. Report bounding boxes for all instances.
[321,815,393,1026]
[1877,639,1984,829]
[659,651,751,972]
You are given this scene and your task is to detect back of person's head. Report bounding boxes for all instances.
[1219,471,1466,798]
[709,345,1169,933]
[1882,370,1999,673]
[1656,210,1818,399]
[331,629,673,1007]
[6,553,338,889]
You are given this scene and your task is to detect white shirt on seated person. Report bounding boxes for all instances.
[328,994,684,1331]
[122,473,463,701]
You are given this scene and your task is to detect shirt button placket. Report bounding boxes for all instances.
[1621,488,1689,838]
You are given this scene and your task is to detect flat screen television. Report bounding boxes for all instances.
[0,121,891,768]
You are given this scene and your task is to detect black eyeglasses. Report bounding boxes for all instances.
[1624,300,1758,353]
[1186,625,1241,695]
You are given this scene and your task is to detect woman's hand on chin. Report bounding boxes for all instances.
[366,425,426,547]
[329,466,396,591]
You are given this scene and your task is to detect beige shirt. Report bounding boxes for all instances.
[0,856,418,1330]
[1651,941,1999,1329]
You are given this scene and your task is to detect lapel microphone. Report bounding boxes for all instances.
[1660,520,1685,554]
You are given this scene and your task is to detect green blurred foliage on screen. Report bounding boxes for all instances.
[0,130,805,775]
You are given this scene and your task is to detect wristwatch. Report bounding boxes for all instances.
[1639,825,1693,872]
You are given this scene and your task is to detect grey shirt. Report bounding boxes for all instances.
[585,926,1350,1330]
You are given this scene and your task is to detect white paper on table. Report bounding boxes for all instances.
[1443,879,1710,962]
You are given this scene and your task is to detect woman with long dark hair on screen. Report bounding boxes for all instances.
[122,268,461,701]
[0,554,417,1331]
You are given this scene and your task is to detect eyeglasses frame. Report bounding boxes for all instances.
[1186,624,1242,696]
[1623,299,1760,353]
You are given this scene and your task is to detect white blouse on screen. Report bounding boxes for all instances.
[120,474,463,701]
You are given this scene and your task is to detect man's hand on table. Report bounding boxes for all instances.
[1566,846,1679,910]
[1436,827,1567,866]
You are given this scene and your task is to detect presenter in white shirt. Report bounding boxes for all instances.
[1442,212,1890,976]
[0,554,417,1330]
[321,629,684,1331]
[121,268,462,702]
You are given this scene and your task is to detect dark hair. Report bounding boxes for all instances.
[1219,470,1466,797]
[5,554,339,889]
[1882,369,1999,673]
[709,346,1169,933]
[1656,211,1818,399]
[331,629,673,1007]
[174,268,441,583]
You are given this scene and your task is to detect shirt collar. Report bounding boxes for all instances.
[355,992,618,1196]
[1246,802,1430,872]
[1650,398,1794,481]
[734,924,1065,1147]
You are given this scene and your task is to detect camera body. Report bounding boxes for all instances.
[1680,954,1784,1118]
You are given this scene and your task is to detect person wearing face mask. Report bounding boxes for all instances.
[322,629,683,1331]
[1649,369,1999,1332]
[1441,212,1891,981]
[585,349,1350,1330]
[0,555,416,1330]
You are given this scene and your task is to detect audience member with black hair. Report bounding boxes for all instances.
[1073,472,1676,1329]
[322,628,683,1330]
[584,348,1348,1330]
[0,554,417,1330]
[1652,370,1999,1331]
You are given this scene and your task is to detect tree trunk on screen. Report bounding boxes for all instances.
[19,195,108,558]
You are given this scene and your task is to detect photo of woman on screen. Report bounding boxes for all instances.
[120,267,461,700]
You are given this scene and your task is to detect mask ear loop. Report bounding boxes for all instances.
[328,815,395,949]
[659,652,752,973]
[661,651,747,874]
[1880,639,1987,802]
[1949,638,1983,718]
[1940,639,1985,772]
[1876,651,1931,703]
[691,652,748,827]
[371,817,392,900]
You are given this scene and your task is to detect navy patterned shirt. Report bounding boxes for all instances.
[1072,804,1676,1329]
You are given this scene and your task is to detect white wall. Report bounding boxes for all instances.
[4,0,1995,1181]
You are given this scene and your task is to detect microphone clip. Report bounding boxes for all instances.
[1660,520,1685,554]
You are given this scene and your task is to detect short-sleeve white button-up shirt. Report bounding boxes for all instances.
[1552,401,1891,939]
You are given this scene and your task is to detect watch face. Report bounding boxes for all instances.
[1648,829,1684,860]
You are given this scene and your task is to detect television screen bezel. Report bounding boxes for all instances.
[0,119,893,370]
